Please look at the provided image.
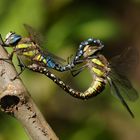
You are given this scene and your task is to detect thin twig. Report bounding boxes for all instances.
[0,45,59,140]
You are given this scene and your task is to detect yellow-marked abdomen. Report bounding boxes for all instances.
[83,77,105,97]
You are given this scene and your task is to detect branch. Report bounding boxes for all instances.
[0,45,59,140]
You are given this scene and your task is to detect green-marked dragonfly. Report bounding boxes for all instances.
[0,24,73,78]
[0,26,138,118]
[27,38,139,118]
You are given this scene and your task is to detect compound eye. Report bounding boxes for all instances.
[83,45,93,56]
[86,47,93,54]
[94,39,102,46]
[83,45,89,52]
[5,32,21,45]
[5,32,14,40]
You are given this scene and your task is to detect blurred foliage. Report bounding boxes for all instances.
[0,0,140,140]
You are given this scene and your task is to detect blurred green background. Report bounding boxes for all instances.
[0,0,140,140]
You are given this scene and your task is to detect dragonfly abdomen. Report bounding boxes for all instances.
[85,77,106,96]
[42,56,72,71]
[69,78,106,99]
[28,64,106,99]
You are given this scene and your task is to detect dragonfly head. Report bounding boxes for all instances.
[5,32,22,46]
[74,38,104,62]
[83,38,104,58]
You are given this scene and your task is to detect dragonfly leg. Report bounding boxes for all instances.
[0,52,14,64]
[67,55,74,67]
[67,54,73,63]
[17,56,25,71]
[11,66,26,81]
[71,64,87,77]
[73,59,84,64]
[73,55,97,65]
[0,34,5,46]
[11,57,26,81]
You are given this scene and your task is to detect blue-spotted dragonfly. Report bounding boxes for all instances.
[27,38,139,118]
[0,24,73,79]
[0,26,138,117]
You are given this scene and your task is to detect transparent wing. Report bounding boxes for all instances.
[107,77,134,118]
[111,46,139,76]
[42,51,66,63]
[24,24,66,63]
[109,46,139,102]
[23,24,43,45]
[109,70,139,102]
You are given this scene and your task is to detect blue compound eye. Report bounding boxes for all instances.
[5,32,21,46]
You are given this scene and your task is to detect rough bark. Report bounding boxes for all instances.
[0,45,59,140]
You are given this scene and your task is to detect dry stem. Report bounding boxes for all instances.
[0,45,59,140]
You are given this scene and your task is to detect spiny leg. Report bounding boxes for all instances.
[69,55,97,77]
[67,54,73,65]
[17,57,25,71]
[11,57,26,80]
[67,54,85,65]
[71,64,87,77]
[73,59,85,64]
[0,34,5,46]
[0,52,14,64]
[73,56,97,64]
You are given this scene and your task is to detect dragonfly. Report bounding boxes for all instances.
[26,38,139,118]
[0,25,138,117]
[0,24,74,79]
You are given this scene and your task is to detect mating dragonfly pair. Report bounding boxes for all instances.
[0,24,138,118]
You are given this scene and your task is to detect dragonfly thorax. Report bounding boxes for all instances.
[88,54,110,79]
